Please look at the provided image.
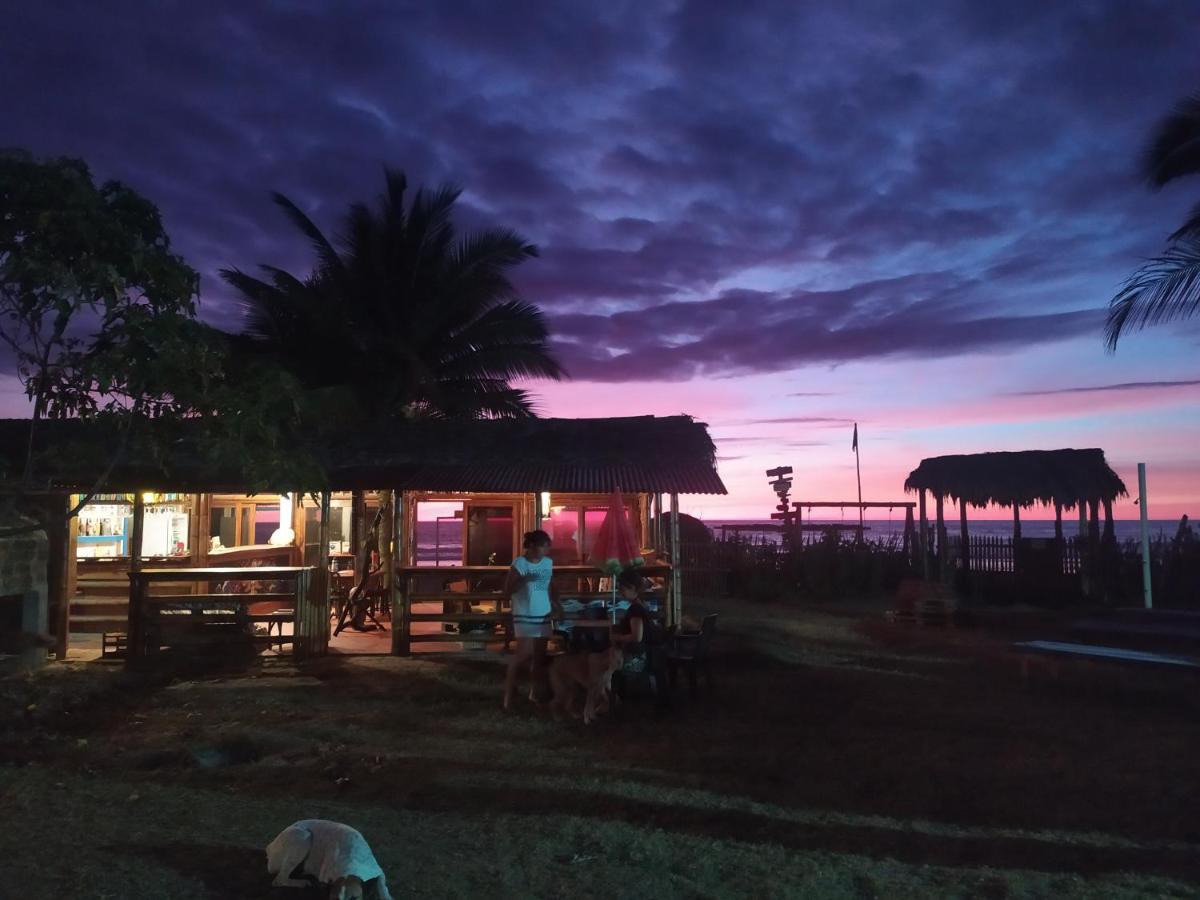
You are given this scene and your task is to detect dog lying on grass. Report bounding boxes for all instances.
[266,819,393,899]
[549,645,623,724]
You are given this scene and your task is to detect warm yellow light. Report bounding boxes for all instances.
[540,492,551,517]
[141,492,155,504]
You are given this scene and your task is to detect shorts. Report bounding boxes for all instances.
[513,618,553,639]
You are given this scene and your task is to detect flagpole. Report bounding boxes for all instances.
[854,423,864,540]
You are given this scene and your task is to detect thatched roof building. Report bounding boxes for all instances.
[904,448,1126,510]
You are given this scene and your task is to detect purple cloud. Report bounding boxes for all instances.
[1,0,1195,380]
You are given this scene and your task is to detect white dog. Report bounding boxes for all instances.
[266,819,393,900]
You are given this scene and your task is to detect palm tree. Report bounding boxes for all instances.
[221,168,564,420]
[1106,93,1200,349]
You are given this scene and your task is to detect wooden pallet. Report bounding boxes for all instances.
[886,580,955,627]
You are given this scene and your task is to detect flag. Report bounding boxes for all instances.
[852,423,858,453]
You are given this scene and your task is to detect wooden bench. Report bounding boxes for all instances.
[1015,639,1200,686]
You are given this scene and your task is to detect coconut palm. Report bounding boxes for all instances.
[1106,92,1200,349]
[221,168,563,420]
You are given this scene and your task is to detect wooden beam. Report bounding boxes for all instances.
[1102,498,1115,543]
[1054,502,1063,542]
[1013,505,1022,541]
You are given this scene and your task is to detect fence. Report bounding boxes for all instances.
[680,530,1200,608]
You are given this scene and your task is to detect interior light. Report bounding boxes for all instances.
[540,492,552,517]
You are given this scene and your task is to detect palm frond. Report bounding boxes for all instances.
[1168,199,1200,241]
[424,378,539,419]
[270,192,346,278]
[1143,92,1200,188]
[1105,237,1200,349]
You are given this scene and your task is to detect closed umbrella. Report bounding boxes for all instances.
[588,489,643,621]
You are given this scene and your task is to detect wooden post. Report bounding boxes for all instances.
[1102,498,1114,544]
[395,491,412,656]
[1054,502,1064,542]
[47,494,72,662]
[1088,498,1101,600]
[934,494,946,578]
[189,493,205,567]
[918,490,929,579]
[297,491,332,659]
[1138,464,1153,609]
[959,501,970,577]
[669,493,682,627]
[130,492,146,573]
[654,493,664,553]
[126,572,145,664]
[1084,504,1094,602]
[903,506,915,559]
[1013,505,1021,541]
[379,490,393,613]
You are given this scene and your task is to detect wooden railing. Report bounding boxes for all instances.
[392,563,674,654]
[126,566,315,663]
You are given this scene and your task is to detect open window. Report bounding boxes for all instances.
[76,493,192,560]
[208,495,285,550]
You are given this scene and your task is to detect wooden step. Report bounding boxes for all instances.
[70,597,128,618]
[70,613,127,633]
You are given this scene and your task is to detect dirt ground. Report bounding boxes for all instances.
[2,598,1199,899]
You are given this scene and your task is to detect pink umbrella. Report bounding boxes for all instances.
[588,489,643,621]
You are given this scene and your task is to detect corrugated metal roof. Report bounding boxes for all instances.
[333,462,727,494]
[0,415,728,495]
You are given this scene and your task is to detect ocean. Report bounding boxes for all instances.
[704,518,1189,545]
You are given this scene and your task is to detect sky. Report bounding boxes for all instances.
[3,0,1199,520]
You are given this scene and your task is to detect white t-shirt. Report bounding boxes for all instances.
[511,554,553,623]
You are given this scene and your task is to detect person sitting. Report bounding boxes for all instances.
[610,570,656,672]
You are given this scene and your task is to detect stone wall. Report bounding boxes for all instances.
[0,521,50,671]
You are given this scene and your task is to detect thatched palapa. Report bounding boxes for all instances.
[904,449,1126,510]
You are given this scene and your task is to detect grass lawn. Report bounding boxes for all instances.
[2,598,1199,899]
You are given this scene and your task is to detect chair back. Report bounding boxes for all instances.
[696,614,718,656]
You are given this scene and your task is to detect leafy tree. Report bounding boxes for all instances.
[0,151,317,530]
[221,168,563,422]
[1106,93,1200,348]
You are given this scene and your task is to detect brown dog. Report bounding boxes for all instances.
[549,645,623,724]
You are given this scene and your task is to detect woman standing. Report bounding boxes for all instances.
[503,530,556,710]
